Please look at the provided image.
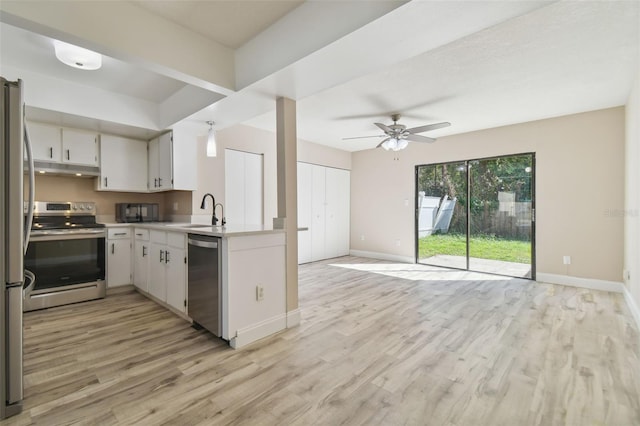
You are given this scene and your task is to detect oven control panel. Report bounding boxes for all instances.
[25,201,97,215]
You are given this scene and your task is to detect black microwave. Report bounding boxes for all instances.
[115,203,159,223]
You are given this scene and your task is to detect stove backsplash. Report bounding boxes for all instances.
[24,175,192,222]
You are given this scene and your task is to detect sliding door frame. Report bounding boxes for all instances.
[415,152,536,280]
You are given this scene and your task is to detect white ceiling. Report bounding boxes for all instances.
[243,0,640,151]
[132,0,304,49]
[0,1,638,150]
[0,24,186,103]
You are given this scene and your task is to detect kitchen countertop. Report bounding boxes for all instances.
[101,222,286,238]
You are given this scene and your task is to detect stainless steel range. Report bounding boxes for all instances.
[23,201,106,311]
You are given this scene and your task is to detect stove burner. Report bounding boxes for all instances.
[28,201,104,231]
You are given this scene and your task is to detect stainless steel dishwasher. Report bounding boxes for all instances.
[187,234,221,337]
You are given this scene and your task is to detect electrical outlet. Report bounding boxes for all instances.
[396,240,401,247]
[563,256,571,265]
[256,285,264,301]
[173,202,179,211]
[404,199,409,206]
[360,235,365,241]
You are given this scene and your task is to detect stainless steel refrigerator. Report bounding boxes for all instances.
[1,77,35,419]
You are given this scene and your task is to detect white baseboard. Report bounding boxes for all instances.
[286,308,301,328]
[622,285,640,331]
[536,273,625,293]
[536,273,640,331]
[349,249,414,264]
[230,314,287,349]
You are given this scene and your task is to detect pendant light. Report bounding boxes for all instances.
[206,121,217,157]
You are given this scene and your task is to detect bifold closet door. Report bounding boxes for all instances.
[225,149,263,226]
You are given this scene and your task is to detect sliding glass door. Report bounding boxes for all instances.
[416,161,467,270]
[468,154,534,278]
[416,153,535,279]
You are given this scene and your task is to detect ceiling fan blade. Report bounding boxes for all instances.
[406,122,451,134]
[376,137,391,148]
[374,122,392,133]
[405,134,436,143]
[342,135,386,140]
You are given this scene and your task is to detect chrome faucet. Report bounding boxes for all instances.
[200,193,219,225]
[214,203,226,226]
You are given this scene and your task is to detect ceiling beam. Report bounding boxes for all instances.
[0,0,235,96]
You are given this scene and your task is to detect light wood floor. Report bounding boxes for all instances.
[4,256,639,425]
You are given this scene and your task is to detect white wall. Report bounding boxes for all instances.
[193,124,277,225]
[625,70,640,311]
[298,138,351,170]
[351,107,625,282]
[192,124,351,225]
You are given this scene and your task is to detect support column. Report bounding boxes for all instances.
[274,97,299,326]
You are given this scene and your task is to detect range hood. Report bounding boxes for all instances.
[29,160,100,177]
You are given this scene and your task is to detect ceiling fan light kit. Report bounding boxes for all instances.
[344,113,451,151]
[381,138,408,151]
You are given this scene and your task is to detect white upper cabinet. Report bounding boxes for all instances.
[27,122,62,162]
[26,122,98,167]
[97,135,148,192]
[61,128,99,166]
[148,130,195,192]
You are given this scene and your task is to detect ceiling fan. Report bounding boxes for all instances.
[343,114,451,151]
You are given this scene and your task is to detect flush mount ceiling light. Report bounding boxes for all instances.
[54,40,102,70]
[206,121,217,157]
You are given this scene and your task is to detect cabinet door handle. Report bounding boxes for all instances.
[142,246,147,257]
[66,149,70,160]
[104,177,108,187]
[49,147,53,158]
[160,250,164,263]
[158,178,162,187]
[114,232,126,236]
[111,243,115,254]
[154,178,158,188]
[165,250,170,263]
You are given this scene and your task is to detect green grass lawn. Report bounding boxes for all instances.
[418,233,531,264]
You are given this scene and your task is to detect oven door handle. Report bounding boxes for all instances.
[29,231,106,241]
[24,269,36,298]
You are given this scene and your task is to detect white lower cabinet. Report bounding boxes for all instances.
[106,228,132,287]
[133,229,150,293]
[148,230,187,313]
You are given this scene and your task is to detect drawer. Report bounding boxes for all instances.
[133,228,150,241]
[150,230,167,244]
[108,228,131,239]
[167,232,186,249]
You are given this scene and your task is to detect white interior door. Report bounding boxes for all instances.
[326,167,351,257]
[225,149,263,226]
[297,162,312,264]
[244,152,263,225]
[310,164,326,261]
[225,149,245,226]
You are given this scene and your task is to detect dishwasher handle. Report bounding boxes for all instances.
[188,237,218,249]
